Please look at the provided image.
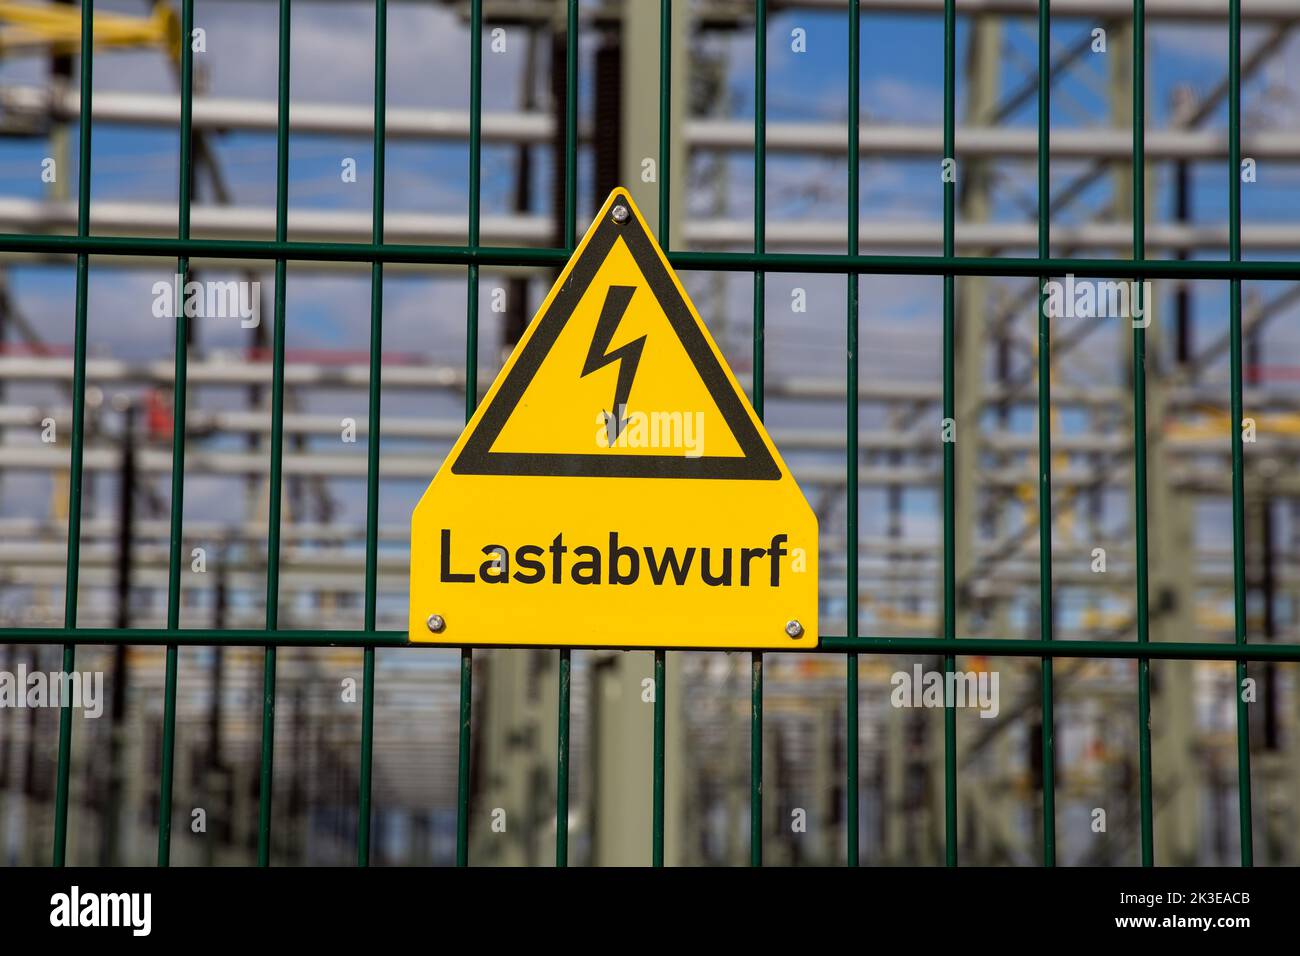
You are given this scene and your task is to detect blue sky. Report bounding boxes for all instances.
[1,0,1297,636]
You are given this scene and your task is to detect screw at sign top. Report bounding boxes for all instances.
[785,620,804,639]
[426,614,446,634]
[611,204,630,224]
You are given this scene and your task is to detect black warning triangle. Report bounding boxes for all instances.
[452,192,780,480]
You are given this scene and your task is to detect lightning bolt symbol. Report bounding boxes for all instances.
[582,284,646,445]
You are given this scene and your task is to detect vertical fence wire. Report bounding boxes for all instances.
[941,0,958,867]
[357,0,388,867]
[659,0,672,246]
[556,646,571,866]
[648,0,672,871]
[1227,0,1253,867]
[749,0,767,868]
[157,0,197,867]
[257,0,293,868]
[556,0,578,868]
[1036,0,1056,867]
[845,0,861,868]
[564,0,578,253]
[52,0,95,868]
[652,649,666,865]
[456,0,483,868]
[1131,0,1155,867]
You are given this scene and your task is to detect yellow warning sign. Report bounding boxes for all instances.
[408,188,818,649]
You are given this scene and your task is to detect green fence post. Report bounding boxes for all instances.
[357,0,389,868]
[652,649,666,866]
[648,0,672,871]
[257,0,293,868]
[52,0,96,869]
[1226,0,1253,867]
[556,647,571,867]
[1036,0,1057,868]
[750,0,767,869]
[456,0,484,869]
[556,0,578,869]
[941,0,958,868]
[846,0,861,868]
[1130,0,1156,868]
[157,0,197,868]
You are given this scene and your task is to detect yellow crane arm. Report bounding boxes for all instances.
[0,1,179,59]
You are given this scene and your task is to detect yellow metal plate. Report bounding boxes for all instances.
[409,188,818,649]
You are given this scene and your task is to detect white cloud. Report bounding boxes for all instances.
[863,76,943,125]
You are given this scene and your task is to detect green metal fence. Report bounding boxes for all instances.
[1,0,1298,868]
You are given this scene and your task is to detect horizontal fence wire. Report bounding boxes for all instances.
[6,628,1300,661]
[2,233,1298,278]
[5,0,1296,869]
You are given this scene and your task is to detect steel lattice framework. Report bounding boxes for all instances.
[0,0,1298,868]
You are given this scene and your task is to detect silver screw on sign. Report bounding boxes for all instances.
[611,203,630,224]
[785,620,804,639]
[426,614,446,634]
